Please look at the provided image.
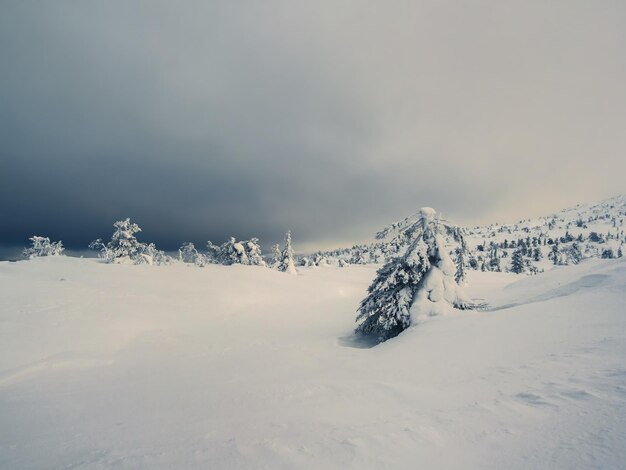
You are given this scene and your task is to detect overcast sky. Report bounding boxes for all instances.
[1,0,625,255]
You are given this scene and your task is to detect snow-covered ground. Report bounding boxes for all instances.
[1,257,625,469]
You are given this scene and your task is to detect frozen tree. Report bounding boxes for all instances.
[453,231,469,284]
[110,218,142,260]
[350,249,368,265]
[510,249,526,274]
[338,259,348,268]
[179,242,199,264]
[601,248,615,259]
[219,237,249,265]
[313,253,329,267]
[178,242,206,266]
[565,242,583,265]
[88,238,109,258]
[356,238,431,341]
[205,241,220,264]
[270,243,281,268]
[487,246,501,272]
[243,238,266,266]
[23,236,65,259]
[356,208,473,342]
[277,231,297,274]
[89,218,169,265]
[549,242,561,265]
[91,218,143,263]
[135,243,172,266]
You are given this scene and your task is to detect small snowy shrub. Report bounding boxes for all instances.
[136,242,171,266]
[601,248,615,259]
[23,236,65,259]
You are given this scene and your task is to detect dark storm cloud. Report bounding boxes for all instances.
[1,1,625,254]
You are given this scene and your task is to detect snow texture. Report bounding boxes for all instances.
[1,256,625,469]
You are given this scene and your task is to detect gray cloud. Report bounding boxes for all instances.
[1,0,625,254]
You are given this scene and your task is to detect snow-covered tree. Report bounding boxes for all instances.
[510,249,526,274]
[565,242,583,265]
[23,236,65,259]
[313,253,329,267]
[350,249,368,265]
[109,218,142,260]
[89,218,169,265]
[277,231,297,274]
[135,242,172,266]
[487,246,501,272]
[454,232,468,284]
[356,208,473,342]
[90,218,142,263]
[243,238,266,266]
[549,242,561,265]
[206,241,220,264]
[601,248,615,259]
[219,237,249,265]
[270,243,281,268]
[179,242,199,264]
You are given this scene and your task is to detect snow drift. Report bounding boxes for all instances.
[0,257,625,468]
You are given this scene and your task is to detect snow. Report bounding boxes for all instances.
[1,257,625,468]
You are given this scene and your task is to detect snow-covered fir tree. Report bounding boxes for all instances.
[565,242,583,265]
[243,238,266,266]
[276,231,297,274]
[313,253,329,267]
[205,241,220,264]
[356,208,473,342]
[90,218,142,263]
[23,236,65,259]
[601,248,615,259]
[454,232,468,284]
[350,249,368,265]
[89,218,170,265]
[549,242,561,265]
[487,246,501,272]
[219,237,250,265]
[109,218,142,261]
[270,243,281,268]
[510,248,526,274]
[179,242,199,264]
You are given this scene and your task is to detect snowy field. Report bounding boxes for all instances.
[1,257,625,469]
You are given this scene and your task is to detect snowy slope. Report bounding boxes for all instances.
[1,257,625,469]
[460,194,626,270]
[324,194,625,272]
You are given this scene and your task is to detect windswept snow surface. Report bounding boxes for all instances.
[1,257,625,469]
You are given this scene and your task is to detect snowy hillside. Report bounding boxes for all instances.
[314,194,625,273]
[1,256,625,468]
